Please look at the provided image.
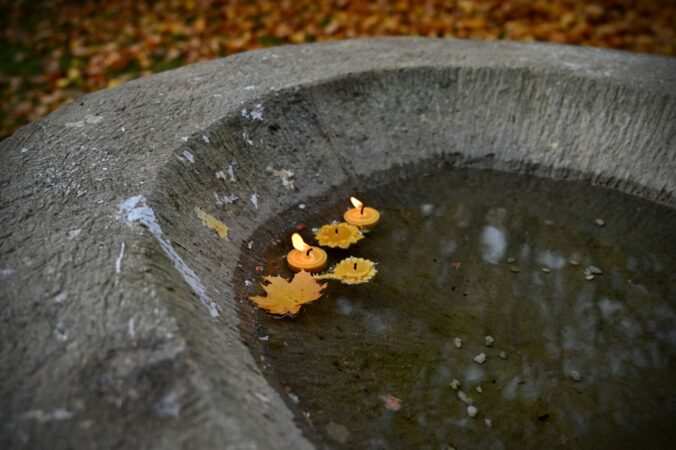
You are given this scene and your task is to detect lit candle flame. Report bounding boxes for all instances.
[350,196,364,209]
[292,233,311,252]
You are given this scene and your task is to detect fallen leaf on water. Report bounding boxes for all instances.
[249,270,326,316]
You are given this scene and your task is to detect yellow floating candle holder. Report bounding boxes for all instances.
[344,196,380,229]
[287,233,327,272]
[314,222,363,249]
[315,257,377,284]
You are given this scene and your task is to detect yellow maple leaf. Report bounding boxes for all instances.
[249,270,327,316]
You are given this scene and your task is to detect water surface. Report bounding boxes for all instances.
[239,166,676,449]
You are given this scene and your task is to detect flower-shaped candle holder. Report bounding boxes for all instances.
[314,222,363,249]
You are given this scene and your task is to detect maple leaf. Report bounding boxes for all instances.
[249,270,327,316]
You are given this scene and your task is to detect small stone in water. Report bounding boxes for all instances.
[541,267,551,273]
[476,386,483,393]
[454,337,462,349]
[484,335,494,347]
[457,390,473,405]
[510,266,521,273]
[595,218,605,227]
[569,260,580,266]
[586,265,603,275]
[585,274,595,281]
[450,379,460,390]
[499,351,507,359]
[467,405,478,418]
[570,370,582,382]
[473,353,486,364]
[507,257,516,264]
[484,418,492,427]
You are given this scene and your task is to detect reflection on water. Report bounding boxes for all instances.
[241,167,676,449]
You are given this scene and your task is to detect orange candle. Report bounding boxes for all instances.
[286,233,328,272]
[343,196,380,229]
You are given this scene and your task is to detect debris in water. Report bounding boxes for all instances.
[570,370,582,382]
[454,337,462,349]
[507,257,516,263]
[585,274,595,281]
[595,218,605,227]
[381,394,401,411]
[484,418,492,427]
[585,265,603,275]
[473,353,486,364]
[325,421,350,444]
[484,335,494,347]
[476,386,483,393]
[467,405,478,418]
[510,266,521,273]
[458,390,473,405]
[541,267,551,273]
[569,259,580,266]
[499,351,507,359]
[450,379,460,390]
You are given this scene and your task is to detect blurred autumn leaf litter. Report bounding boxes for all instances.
[1,0,674,140]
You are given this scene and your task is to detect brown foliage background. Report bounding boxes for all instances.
[1,0,674,140]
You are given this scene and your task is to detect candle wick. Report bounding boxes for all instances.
[360,205,365,215]
[306,248,313,256]
[353,262,357,270]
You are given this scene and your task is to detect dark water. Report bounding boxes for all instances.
[239,166,676,450]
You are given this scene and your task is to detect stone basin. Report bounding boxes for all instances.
[0,38,674,449]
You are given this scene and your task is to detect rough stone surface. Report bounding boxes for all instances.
[0,38,674,449]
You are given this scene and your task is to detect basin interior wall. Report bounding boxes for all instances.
[0,38,674,449]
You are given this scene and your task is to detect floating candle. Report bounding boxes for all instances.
[315,257,377,284]
[343,196,380,229]
[314,222,363,249]
[287,233,328,272]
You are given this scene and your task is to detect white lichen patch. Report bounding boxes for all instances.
[115,241,125,274]
[242,131,254,146]
[119,195,220,317]
[154,391,181,418]
[181,151,195,164]
[0,268,16,279]
[250,193,258,209]
[23,408,74,423]
[242,103,264,121]
[65,114,103,128]
[202,134,210,144]
[266,166,295,190]
[213,192,238,206]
